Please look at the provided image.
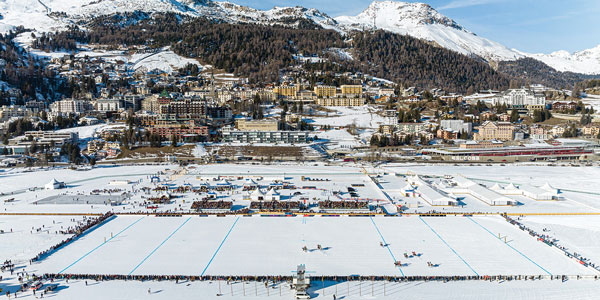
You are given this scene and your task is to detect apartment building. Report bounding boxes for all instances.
[314,86,337,98]
[273,86,300,98]
[235,119,279,131]
[50,99,93,114]
[491,89,545,109]
[314,97,365,107]
[222,128,308,144]
[474,121,514,141]
[341,85,363,96]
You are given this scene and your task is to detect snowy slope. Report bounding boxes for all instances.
[1,0,599,74]
[131,50,202,73]
[335,1,523,61]
[0,0,65,33]
[215,2,340,31]
[522,45,600,75]
[335,1,600,74]
[0,0,340,34]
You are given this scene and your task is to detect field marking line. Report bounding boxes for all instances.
[466,216,552,276]
[369,216,405,276]
[59,216,145,274]
[201,216,240,276]
[418,216,479,276]
[128,217,192,275]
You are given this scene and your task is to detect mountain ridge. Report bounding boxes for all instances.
[0,0,599,75]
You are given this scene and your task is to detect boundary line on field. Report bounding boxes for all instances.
[466,216,552,276]
[369,216,405,276]
[201,216,240,276]
[128,217,192,275]
[59,216,145,274]
[419,216,479,276]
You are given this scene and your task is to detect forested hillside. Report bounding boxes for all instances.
[33,13,517,92]
[498,58,597,90]
[1,28,71,104]
[348,30,510,93]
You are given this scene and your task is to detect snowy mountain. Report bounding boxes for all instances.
[335,1,523,61]
[333,1,600,74]
[0,0,599,75]
[0,0,340,34]
[214,2,340,30]
[522,45,600,75]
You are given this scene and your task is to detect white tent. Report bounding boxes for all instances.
[243,178,258,186]
[265,188,280,201]
[450,176,515,206]
[410,176,457,206]
[520,185,555,201]
[216,179,231,186]
[541,182,559,194]
[45,178,64,190]
[250,189,265,201]
[490,183,503,191]
[505,183,519,191]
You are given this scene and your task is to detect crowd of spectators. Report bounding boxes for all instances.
[502,214,599,271]
[145,195,171,204]
[191,200,233,211]
[174,186,193,193]
[319,200,369,210]
[90,189,123,195]
[41,273,596,283]
[30,212,114,263]
[250,201,301,212]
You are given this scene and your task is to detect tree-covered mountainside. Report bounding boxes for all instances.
[33,13,516,92]
[498,58,598,90]
[1,28,72,104]
[348,30,510,93]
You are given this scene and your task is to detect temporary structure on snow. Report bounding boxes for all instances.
[491,182,556,201]
[408,176,457,206]
[504,183,520,193]
[45,178,65,190]
[250,189,265,201]
[451,176,515,206]
[520,185,555,200]
[265,188,280,201]
[243,178,258,187]
[541,182,560,194]
[490,183,503,191]
[215,179,231,186]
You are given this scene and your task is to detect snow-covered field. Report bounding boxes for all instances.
[582,94,600,113]
[11,277,600,300]
[316,129,364,149]
[2,163,600,214]
[310,106,386,129]
[0,215,82,263]
[132,50,202,74]
[32,215,594,276]
[55,123,127,139]
[520,215,600,267]
[381,164,600,195]
[2,162,600,299]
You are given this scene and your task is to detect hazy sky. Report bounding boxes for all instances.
[225,0,600,54]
